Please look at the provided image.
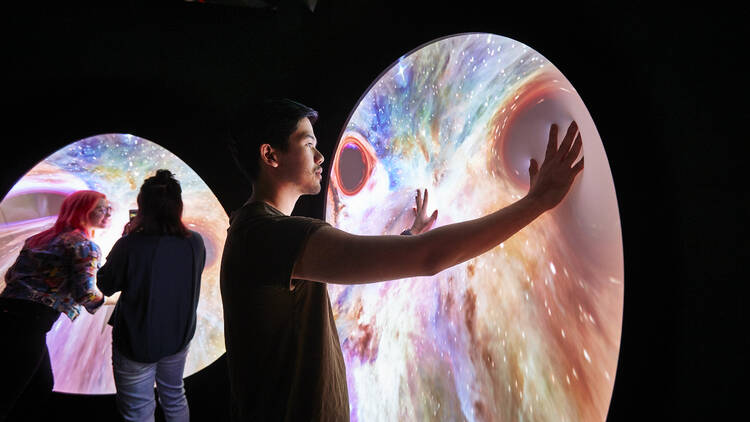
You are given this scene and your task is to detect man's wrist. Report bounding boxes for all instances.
[520,194,549,216]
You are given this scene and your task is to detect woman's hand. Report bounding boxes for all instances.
[122,221,133,236]
[103,291,121,306]
[408,188,439,235]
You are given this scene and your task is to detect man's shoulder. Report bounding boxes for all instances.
[229,201,277,225]
[225,203,329,258]
[229,202,325,230]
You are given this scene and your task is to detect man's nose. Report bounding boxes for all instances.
[314,148,324,165]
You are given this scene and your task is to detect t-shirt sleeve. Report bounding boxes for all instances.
[245,215,330,290]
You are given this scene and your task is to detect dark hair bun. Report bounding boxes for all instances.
[154,169,174,181]
[133,169,188,237]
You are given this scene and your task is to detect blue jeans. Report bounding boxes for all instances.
[112,346,190,422]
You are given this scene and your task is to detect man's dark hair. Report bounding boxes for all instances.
[130,169,190,237]
[229,98,319,184]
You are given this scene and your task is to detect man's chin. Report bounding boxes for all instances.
[304,184,322,196]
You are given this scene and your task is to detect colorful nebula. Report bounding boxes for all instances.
[0,134,228,394]
[326,33,623,421]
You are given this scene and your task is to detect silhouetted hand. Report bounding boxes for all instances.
[409,188,438,234]
[103,291,121,305]
[527,121,584,211]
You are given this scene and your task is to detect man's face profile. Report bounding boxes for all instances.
[277,117,325,195]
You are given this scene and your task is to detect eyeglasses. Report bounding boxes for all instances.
[93,206,113,215]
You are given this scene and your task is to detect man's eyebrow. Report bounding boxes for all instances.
[304,133,317,145]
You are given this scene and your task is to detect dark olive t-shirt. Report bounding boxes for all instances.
[220,201,349,422]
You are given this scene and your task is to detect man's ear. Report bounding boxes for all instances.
[259,144,280,168]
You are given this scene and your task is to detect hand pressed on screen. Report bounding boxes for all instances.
[527,121,584,211]
[408,188,438,235]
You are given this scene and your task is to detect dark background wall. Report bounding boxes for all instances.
[3,1,743,420]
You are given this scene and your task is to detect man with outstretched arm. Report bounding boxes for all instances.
[220,98,583,421]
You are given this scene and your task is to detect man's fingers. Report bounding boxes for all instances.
[558,121,578,160]
[415,189,422,212]
[572,156,584,175]
[565,133,583,165]
[422,188,429,212]
[545,124,558,161]
[426,210,438,230]
[529,158,538,180]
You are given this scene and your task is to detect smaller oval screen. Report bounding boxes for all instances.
[0,134,228,394]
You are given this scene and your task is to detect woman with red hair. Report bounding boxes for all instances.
[0,189,112,420]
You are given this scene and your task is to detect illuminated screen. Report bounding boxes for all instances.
[0,134,227,394]
[326,33,623,421]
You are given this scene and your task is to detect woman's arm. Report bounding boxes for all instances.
[70,238,105,313]
[96,236,128,297]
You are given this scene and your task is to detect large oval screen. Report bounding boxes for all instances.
[326,33,623,421]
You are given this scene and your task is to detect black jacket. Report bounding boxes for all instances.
[98,231,206,363]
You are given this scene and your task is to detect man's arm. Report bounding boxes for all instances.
[293,121,583,284]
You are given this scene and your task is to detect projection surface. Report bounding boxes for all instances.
[326,33,623,421]
[0,134,228,394]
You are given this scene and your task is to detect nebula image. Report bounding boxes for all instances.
[0,134,228,394]
[326,33,623,421]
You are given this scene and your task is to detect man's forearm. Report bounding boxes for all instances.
[417,195,547,275]
[294,120,582,285]
[296,196,549,284]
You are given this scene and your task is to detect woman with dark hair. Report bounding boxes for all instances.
[0,190,111,420]
[97,169,205,422]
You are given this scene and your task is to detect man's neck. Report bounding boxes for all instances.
[249,183,299,215]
